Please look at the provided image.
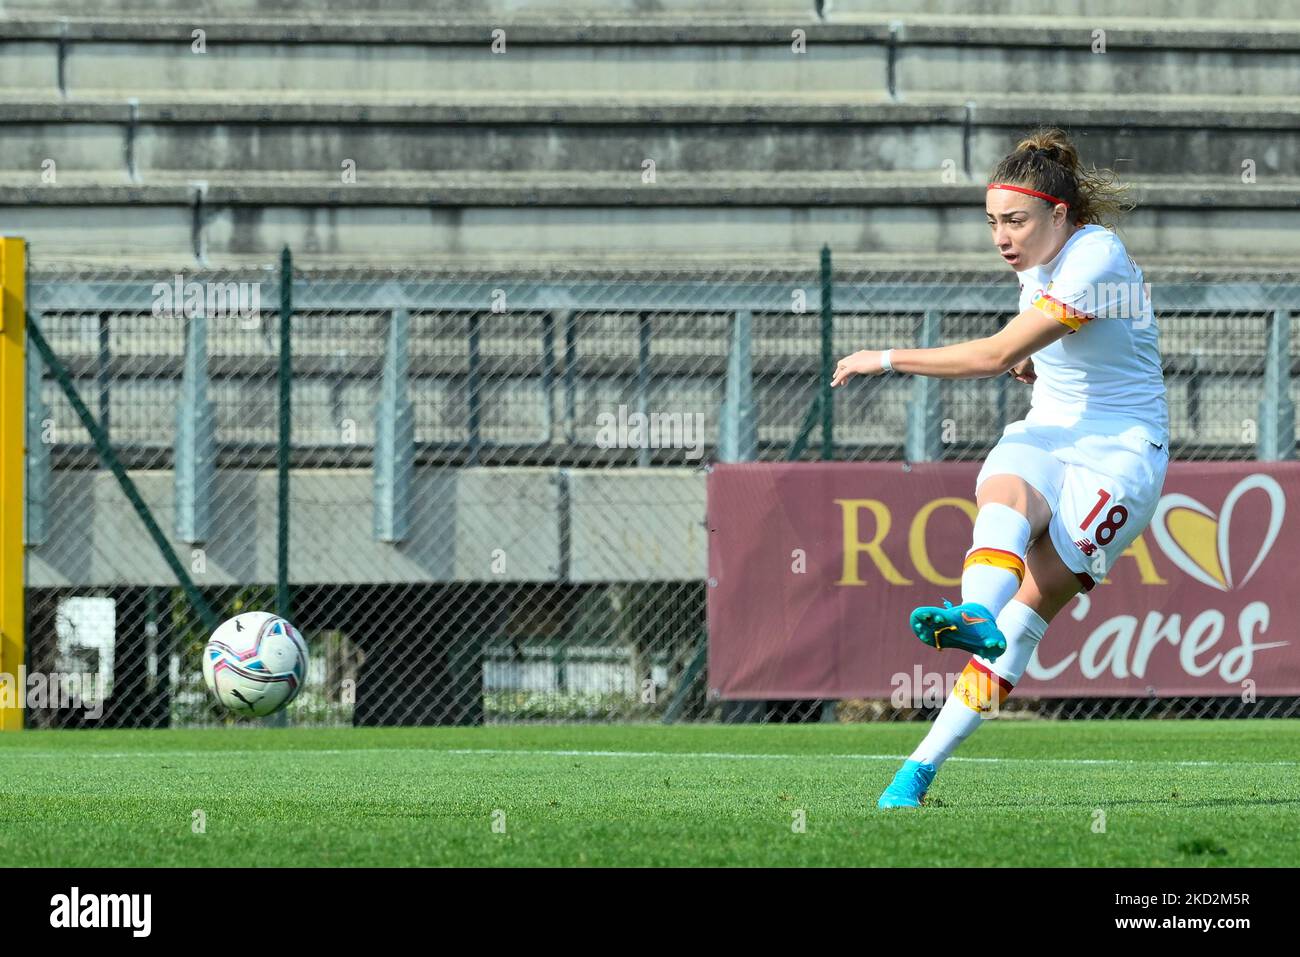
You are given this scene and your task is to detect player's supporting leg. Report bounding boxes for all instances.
[879,534,1081,809]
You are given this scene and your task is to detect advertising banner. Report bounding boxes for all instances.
[707,462,1297,699]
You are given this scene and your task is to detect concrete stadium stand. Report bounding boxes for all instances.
[1,9,1296,273]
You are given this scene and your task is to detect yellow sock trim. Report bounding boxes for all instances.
[963,547,1026,583]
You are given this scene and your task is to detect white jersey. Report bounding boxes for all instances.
[1015,224,1169,448]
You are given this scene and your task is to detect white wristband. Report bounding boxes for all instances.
[880,349,894,373]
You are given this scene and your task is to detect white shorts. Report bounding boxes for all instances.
[974,420,1170,590]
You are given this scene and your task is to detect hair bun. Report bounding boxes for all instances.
[994,126,1131,228]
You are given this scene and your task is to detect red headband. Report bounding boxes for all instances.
[987,183,1069,208]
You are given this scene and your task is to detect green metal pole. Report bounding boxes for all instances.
[277,246,292,622]
[820,244,833,460]
[269,247,293,728]
[819,245,839,719]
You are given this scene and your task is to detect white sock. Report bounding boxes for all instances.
[961,503,1031,618]
[977,599,1049,687]
[908,600,1049,770]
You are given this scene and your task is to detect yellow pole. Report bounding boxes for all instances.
[0,237,26,730]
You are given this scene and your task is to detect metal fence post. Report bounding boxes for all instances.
[467,310,482,466]
[718,309,756,462]
[97,310,111,438]
[563,308,577,444]
[906,309,944,461]
[541,311,556,444]
[1258,308,1295,461]
[25,316,48,546]
[636,311,651,467]
[374,308,414,542]
[175,312,215,543]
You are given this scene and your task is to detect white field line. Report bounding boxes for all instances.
[0,746,1296,768]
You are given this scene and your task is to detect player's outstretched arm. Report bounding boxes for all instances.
[831,303,1075,385]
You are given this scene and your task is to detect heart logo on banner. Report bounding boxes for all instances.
[1150,474,1286,592]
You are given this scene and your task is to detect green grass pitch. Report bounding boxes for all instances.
[1,721,1297,867]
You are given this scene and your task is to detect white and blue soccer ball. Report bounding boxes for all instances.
[202,611,309,717]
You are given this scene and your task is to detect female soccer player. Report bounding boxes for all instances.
[829,128,1170,809]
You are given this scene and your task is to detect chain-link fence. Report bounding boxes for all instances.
[19,253,1300,726]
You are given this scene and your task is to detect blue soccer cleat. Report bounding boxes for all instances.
[877,759,937,809]
[909,599,1007,660]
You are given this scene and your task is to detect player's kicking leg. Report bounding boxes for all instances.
[906,474,1053,663]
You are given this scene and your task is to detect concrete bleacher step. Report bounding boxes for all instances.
[6,171,1300,262]
[3,95,1297,178]
[8,169,1299,204]
[3,15,1298,98]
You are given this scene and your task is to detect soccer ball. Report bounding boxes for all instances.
[202,611,308,717]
